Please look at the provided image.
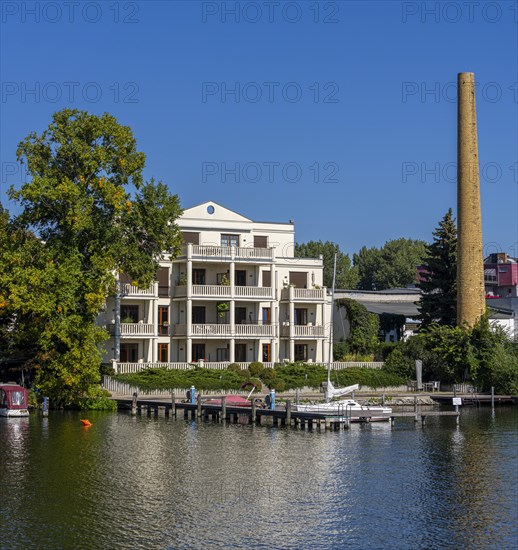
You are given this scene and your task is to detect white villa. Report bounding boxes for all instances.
[100,201,333,370]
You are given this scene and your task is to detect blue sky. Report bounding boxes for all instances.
[1,0,517,257]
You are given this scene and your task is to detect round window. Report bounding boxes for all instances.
[207,205,215,214]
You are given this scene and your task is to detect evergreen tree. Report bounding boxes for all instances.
[418,209,457,328]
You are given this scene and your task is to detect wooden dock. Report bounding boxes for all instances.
[112,395,461,431]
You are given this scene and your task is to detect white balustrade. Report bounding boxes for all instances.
[192,285,231,297]
[119,323,155,336]
[121,283,155,296]
[235,286,273,298]
[192,324,232,336]
[234,324,274,337]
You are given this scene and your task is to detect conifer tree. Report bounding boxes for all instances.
[418,209,457,328]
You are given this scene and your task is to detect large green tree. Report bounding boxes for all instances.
[294,240,358,289]
[354,238,427,290]
[417,209,457,328]
[1,109,183,405]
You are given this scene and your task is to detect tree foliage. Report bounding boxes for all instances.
[383,315,517,393]
[353,238,427,290]
[294,240,358,289]
[337,298,379,355]
[418,209,457,328]
[1,109,183,406]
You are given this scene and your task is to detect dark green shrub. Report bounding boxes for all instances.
[244,378,263,393]
[248,361,264,377]
[271,378,286,392]
[227,363,241,372]
[261,368,276,384]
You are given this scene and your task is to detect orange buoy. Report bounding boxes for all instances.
[80,419,93,427]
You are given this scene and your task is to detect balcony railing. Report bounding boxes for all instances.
[121,283,155,296]
[235,286,273,298]
[281,324,325,337]
[109,323,155,336]
[183,244,274,261]
[174,285,273,299]
[281,288,326,301]
[171,323,274,337]
[192,285,231,297]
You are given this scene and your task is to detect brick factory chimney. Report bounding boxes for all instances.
[457,72,485,328]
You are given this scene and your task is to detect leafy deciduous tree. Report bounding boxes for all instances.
[1,109,183,405]
[294,240,358,289]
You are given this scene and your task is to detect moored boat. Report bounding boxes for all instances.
[0,384,30,417]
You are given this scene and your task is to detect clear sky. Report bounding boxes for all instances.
[1,1,517,258]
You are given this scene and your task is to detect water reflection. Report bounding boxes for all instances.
[0,409,516,549]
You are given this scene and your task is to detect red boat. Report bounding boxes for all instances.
[204,382,260,408]
[0,384,30,417]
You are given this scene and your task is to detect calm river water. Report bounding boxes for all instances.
[1,407,517,549]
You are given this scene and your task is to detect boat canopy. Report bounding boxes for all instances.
[0,385,29,410]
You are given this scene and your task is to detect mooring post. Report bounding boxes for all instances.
[197,393,202,417]
[42,396,49,417]
[286,400,291,426]
[251,399,257,424]
[295,389,300,405]
[131,392,137,416]
[269,389,276,410]
[491,386,495,409]
[221,396,227,422]
[190,385,196,405]
[382,394,385,406]
[414,396,418,423]
[171,392,176,417]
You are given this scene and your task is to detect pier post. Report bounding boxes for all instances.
[414,396,418,423]
[131,393,138,416]
[251,399,257,424]
[286,400,291,426]
[42,396,49,417]
[221,396,227,423]
[190,385,196,405]
[171,393,176,417]
[197,393,202,417]
[491,386,494,409]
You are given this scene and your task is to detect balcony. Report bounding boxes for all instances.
[171,323,275,338]
[281,288,326,301]
[181,244,274,262]
[173,285,274,300]
[109,323,155,336]
[281,324,325,338]
[121,283,156,297]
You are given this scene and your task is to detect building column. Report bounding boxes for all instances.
[186,255,193,363]
[289,285,295,361]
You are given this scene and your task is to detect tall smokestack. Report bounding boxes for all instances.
[457,72,485,328]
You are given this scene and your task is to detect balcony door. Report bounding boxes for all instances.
[120,343,138,362]
[295,344,308,362]
[262,307,271,325]
[235,344,247,362]
[262,344,271,363]
[235,307,247,324]
[193,269,205,285]
[235,270,246,286]
[192,344,205,361]
[192,307,206,324]
[121,305,139,323]
[294,308,307,325]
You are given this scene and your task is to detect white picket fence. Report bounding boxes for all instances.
[111,361,385,375]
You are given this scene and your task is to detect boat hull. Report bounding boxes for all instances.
[293,400,392,422]
[0,408,29,418]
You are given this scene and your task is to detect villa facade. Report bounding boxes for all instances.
[99,201,332,369]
